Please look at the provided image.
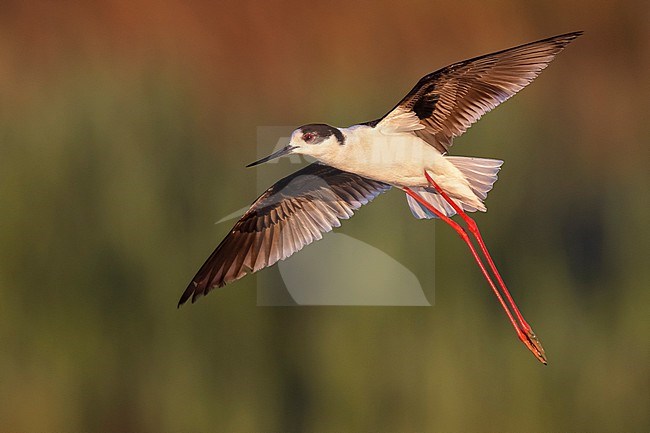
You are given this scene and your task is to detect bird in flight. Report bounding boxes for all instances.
[179,31,582,364]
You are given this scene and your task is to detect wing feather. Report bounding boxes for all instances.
[373,31,582,153]
[179,163,391,306]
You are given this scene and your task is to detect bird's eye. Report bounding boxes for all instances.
[303,132,315,143]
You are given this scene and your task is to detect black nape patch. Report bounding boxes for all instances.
[299,123,345,145]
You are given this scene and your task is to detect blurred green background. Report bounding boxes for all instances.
[1,1,648,431]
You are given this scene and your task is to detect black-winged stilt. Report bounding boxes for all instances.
[180,31,583,364]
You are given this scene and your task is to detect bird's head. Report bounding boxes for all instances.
[247,123,345,167]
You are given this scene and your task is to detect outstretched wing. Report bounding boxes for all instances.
[179,163,391,306]
[372,31,582,153]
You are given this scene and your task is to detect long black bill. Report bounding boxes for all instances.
[246,145,296,168]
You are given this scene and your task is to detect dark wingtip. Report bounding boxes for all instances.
[565,30,584,37]
[527,31,583,50]
[555,30,584,44]
[177,281,198,308]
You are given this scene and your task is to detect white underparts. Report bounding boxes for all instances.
[300,125,502,219]
[406,157,503,219]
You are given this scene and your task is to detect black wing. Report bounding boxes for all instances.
[179,163,391,306]
[370,31,582,153]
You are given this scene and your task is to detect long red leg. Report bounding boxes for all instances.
[403,189,527,348]
[421,172,546,363]
[422,172,529,327]
[404,184,547,364]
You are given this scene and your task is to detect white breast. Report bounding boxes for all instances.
[323,126,459,188]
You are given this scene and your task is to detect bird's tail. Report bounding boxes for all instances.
[406,156,503,219]
[446,156,503,201]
